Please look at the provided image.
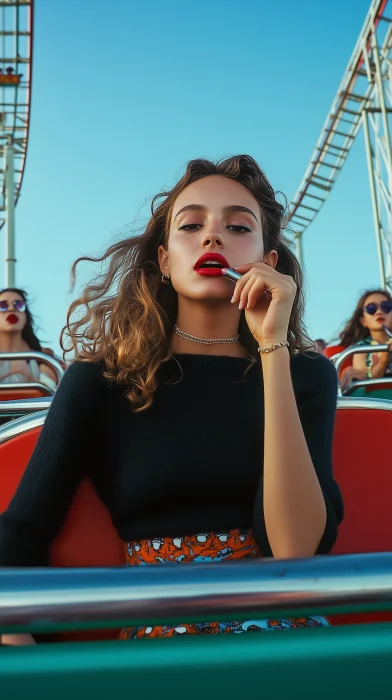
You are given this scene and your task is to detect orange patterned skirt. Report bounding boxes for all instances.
[120,528,329,640]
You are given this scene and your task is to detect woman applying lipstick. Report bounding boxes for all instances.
[339,289,392,392]
[0,155,343,642]
[0,288,57,389]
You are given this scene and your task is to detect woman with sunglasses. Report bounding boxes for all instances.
[339,289,392,392]
[0,156,343,645]
[0,288,57,390]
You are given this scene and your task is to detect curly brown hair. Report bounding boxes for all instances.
[339,288,392,347]
[61,155,312,411]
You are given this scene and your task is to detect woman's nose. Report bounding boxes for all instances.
[201,230,224,249]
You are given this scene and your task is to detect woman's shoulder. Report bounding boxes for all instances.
[290,350,337,393]
[60,359,108,393]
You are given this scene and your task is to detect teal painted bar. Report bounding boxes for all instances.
[1,602,391,635]
[1,623,392,700]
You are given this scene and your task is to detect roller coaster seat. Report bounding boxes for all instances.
[0,423,124,641]
[0,351,65,404]
[329,398,392,625]
[324,343,347,359]
[324,343,352,377]
[0,425,124,568]
[1,399,392,635]
[326,343,392,399]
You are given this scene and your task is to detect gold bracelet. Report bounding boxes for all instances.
[257,340,289,354]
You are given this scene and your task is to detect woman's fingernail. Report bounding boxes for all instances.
[238,301,244,310]
[231,295,236,303]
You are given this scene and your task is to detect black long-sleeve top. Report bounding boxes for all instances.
[0,351,343,566]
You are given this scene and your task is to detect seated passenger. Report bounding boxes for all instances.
[0,288,57,391]
[339,289,392,392]
[0,155,343,644]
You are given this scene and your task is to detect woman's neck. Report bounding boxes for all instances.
[0,332,28,353]
[172,299,248,357]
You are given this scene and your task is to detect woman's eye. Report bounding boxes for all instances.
[179,223,202,231]
[228,225,251,233]
[178,223,251,233]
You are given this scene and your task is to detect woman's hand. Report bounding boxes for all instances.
[371,338,392,368]
[231,262,296,345]
[339,366,366,392]
[1,633,35,646]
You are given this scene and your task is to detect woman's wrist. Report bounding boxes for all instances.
[255,335,288,348]
[257,341,289,356]
[258,345,290,365]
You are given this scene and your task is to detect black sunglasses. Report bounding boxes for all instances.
[364,301,392,315]
[0,299,26,313]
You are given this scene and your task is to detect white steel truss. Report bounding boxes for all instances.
[288,0,392,290]
[0,0,33,287]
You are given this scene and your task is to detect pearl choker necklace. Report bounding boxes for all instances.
[174,325,240,345]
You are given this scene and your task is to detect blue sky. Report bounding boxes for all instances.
[0,0,378,352]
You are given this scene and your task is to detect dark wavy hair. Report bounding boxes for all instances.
[0,287,42,351]
[340,288,392,346]
[61,154,312,411]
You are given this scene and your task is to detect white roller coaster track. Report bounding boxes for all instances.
[0,0,33,287]
[289,0,392,290]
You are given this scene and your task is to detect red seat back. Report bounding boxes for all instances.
[325,344,352,377]
[325,344,346,359]
[331,405,392,554]
[0,428,41,509]
[0,426,124,566]
[330,402,392,624]
[0,387,53,401]
[0,423,124,640]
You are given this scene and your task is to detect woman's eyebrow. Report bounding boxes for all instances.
[174,204,206,219]
[174,203,258,221]
[223,205,258,222]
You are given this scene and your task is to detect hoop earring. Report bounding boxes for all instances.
[161,273,171,285]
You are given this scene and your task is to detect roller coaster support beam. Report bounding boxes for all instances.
[4,139,15,287]
[294,232,304,271]
[288,0,392,289]
[362,109,387,289]
[360,29,392,291]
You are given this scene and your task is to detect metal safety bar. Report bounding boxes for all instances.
[0,351,64,385]
[1,552,392,633]
[0,396,52,413]
[0,382,54,396]
[0,408,47,442]
[333,344,391,396]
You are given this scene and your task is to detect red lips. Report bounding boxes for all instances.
[6,314,18,324]
[194,252,230,277]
